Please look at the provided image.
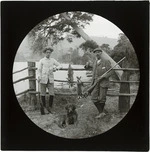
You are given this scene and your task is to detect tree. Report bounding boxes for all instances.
[71,48,81,64]
[28,33,47,55]
[100,43,111,56]
[81,51,94,65]
[111,33,139,68]
[29,11,123,79]
[28,12,94,53]
[79,40,99,52]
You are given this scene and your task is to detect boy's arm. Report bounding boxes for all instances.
[37,60,42,81]
[53,59,62,70]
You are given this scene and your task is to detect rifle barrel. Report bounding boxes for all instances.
[87,57,126,93]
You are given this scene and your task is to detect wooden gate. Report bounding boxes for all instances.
[13,62,139,113]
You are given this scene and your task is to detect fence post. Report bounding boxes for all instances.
[28,62,37,109]
[119,60,130,113]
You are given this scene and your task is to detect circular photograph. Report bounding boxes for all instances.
[13,11,140,139]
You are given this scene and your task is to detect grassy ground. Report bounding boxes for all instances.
[18,84,138,139]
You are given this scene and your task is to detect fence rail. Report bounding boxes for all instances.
[19,91,137,97]
[16,89,138,97]
[13,67,29,74]
[57,68,88,71]
[110,80,139,83]
[54,79,90,83]
[13,62,139,112]
[13,66,88,75]
[112,68,140,71]
[13,67,37,74]
[16,89,32,96]
[13,76,34,84]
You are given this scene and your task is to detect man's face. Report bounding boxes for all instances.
[94,51,102,60]
[45,50,52,58]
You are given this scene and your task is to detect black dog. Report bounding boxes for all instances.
[58,104,78,128]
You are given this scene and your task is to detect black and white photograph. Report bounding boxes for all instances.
[12,11,140,139]
[2,1,149,150]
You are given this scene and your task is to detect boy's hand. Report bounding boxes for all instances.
[53,67,57,72]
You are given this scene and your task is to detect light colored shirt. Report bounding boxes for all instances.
[38,57,62,84]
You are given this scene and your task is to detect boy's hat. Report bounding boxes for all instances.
[43,47,53,53]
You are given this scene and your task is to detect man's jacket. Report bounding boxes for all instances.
[91,59,111,88]
[37,57,61,84]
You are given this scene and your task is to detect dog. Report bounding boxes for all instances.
[57,104,78,128]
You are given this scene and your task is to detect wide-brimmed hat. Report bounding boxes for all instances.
[43,47,54,53]
[93,48,103,53]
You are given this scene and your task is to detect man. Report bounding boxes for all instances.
[86,48,111,119]
[37,47,62,115]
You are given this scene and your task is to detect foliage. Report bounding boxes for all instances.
[81,51,94,65]
[60,54,71,63]
[58,47,95,65]
[79,41,113,64]
[79,40,99,52]
[28,33,47,55]
[28,12,94,53]
[71,49,82,64]
[100,43,112,56]
[111,33,139,68]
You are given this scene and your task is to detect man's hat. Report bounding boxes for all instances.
[43,47,54,53]
[93,48,103,53]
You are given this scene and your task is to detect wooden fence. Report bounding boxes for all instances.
[13,62,140,112]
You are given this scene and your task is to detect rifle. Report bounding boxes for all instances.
[87,57,126,94]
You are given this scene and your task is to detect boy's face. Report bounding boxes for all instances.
[45,50,52,58]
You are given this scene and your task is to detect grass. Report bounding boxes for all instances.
[17,83,138,139]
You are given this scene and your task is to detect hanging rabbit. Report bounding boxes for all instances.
[76,76,84,99]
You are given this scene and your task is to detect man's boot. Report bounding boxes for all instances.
[94,102,106,119]
[40,96,49,115]
[47,95,54,114]
[41,96,46,107]
[49,95,54,108]
[40,106,45,115]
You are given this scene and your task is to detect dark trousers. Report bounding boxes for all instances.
[41,95,54,107]
[40,95,54,114]
[49,95,54,108]
[91,83,108,113]
[94,102,105,113]
[40,96,46,115]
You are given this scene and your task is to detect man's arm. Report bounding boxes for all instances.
[84,60,93,70]
[53,59,62,70]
